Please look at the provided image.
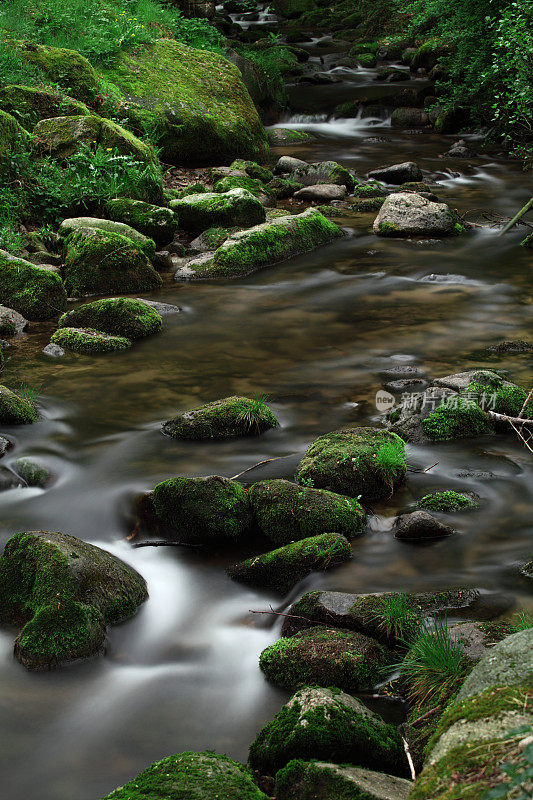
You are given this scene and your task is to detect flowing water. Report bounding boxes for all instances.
[1,25,532,800]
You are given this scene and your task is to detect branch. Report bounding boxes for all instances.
[499,196,533,235]
[231,456,286,481]
[132,540,202,549]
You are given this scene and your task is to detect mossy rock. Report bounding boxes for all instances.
[189,226,235,252]
[292,161,356,191]
[422,398,492,442]
[354,53,378,67]
[350,197,385,212]
[13,457,50,488]
[230,159,274,183]
[63,228,162,297]
[59,298,162,340]
[467,370,533,419]
[295,427,406,502]
[267,128,315,146]
[170,188,265,234]
[0,530,147,670]
[177,208,344,280]
[213,175,273,200]
[266,177,303,199]
[59,217,156,259]
[249,686,406,776]
[170,183,209,199]
[248,479,365,546]
[259,627,391,693]
[151,475,253,545]
[352,183,387,198]
[0,108,32,159]
[10,41,99,105]
[100,39,269,165]
[105,198,177,245]
[50,327,132,355]
[102,751,268,799]
[0,250,67,321]
[275,761,413,800]
[417,491,479,512]
[228,532,351,594]
[0,85,90,130]
[162,396,278,440]
[0,385,38,425]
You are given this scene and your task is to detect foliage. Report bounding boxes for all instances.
[370,592,422,643]
[237,394,273,433]
[0,40,51,87]
[508,612,533,632]
[482,725,533,800]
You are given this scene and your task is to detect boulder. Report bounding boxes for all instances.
[228,532,352,594]
[0,85,90,129]
[100,39,268,164]
[248,479,365,545]
[170,188,266,234]
[291,160,356,190]
[175,208,344,280]
[189,227,234,252]
[267,128,315,146]
[276,761,412,800]
[63,228,162,297]
[151,475,253,544]
[266,178,303,199]
[373,193,460,237]
[58,217,156,259]
[162,396,278,440]
[0,250,67,321]
[0,436,10,457]
[387,386,456,443]
[226,49,288,116]
[42,343,65,358]
[421,397,493,442]
[249,686,406,776]
[230,159,274,183]
[136,299,181,316]
[0,530,147,670]
[275,155,309,173]
[0,109,32,159]
[259,627,391,692]
[416,491,479,512]
[9,41,99,104]
[391,108,429,128]
[368,163,423,184]
[456,628,533,701]
[50,327,132,355]
[0,305,28,336]
[105,199,177,245]
[394,511,455,541]
[213,175,275,204]
[58,298,162,340]
[102,751,268,800]
[0,385,38,424]
[295,427,406,502]
[13,457,50,488]
[293,184,347,201]
[447,621,509,664]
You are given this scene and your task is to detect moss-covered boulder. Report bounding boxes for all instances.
[189,226,235,252]
[0,85,90,129]
[0,385,38,425]
[228,532,351,594]
[50,327,132,355]
[373,193,460,237]
[259,627,390,693]
[13,457,50,488]
[10,41,99,105]
[100,39,268,165]
[102,751,268,800]
[267,128,315,146]
[0,250,67,321]
[0,530,147,670]
[162,396,278,440]
[0,108,32,159]
[58,217,156,259]
[248,479,365,546]
[276,761,412,800]
[63,228,162,297]
[230,159,274,183]
[295,427,406,502]
[291,160,356,191]
[266,177,303,199]
[170,188,266,234]
[176,208,344,280]
[417,491,479,512]
[151,475,253,544]
[105,198,177,245]
[59,298,162,340]
[249,686,406,776]
[0,305,28,336]
[467,369,533,419]
[422,398,492,442]
[213,175,274,202]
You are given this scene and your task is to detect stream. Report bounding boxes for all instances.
[0,11,532,800]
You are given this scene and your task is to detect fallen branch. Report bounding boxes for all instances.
[499,196,533,235]
[231,456,286,481]
[407,461,439,474]
[518,388,533,419]
[249,604,326,628]
[487,410,533,426]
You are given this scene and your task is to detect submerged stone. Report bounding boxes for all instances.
[248,479,365,545]
[50,327,132,355]
[275,761,412,800]
[249,686,406,776]
[373,193,459,237]
[162,396,278,440]
[0,385,38,425]
[0,250,67,321]
[58,298,162,340]
[13,457,50,488]
[0,530,147,670]
[170,188,266,234]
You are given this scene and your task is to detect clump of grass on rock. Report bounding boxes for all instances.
[162,395,278,440]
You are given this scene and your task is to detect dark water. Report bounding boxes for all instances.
[0,30,532,800]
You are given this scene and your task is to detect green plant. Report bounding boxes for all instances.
[370,593,422,643]
[237,394,274,433]
[508,612,533,632]
[482,725,533,800]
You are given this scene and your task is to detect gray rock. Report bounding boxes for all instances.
[391,108,429,128]
[267,128,315,146]
[447,621,495,663]
[380,365,426,380]
[456,628,533,701]
[385,378,428,392]
[433,369,512,392]
[368,162,423,184]
[292,160,355,190]
[394,510,455,540]
[275,761,412,800]
[0,466,21,491]
[388,386,457,443]
[487,340,532,354]
[373,193,458,237]
[42,343,65,357]
[135,299,181,315]
[0,436,10,457]
[0,304,29,335]
[293,184,348,201]
[275,155,309,174]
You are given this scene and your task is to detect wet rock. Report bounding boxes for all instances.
[135,299,181,315]
[291,160,356,191]
[58,298,162,340]
[169,188,266,234]
[394,511,455,540]
[0,250,67,321]
[189,227,234,252]
[249,686,407,777]
[162,396,278,440]
[520,560,533,579]
[0,436,10,457]
[151,475,253,544]
[58,217,156,260]
[293,184,347,201]
[380,364,426,380]
[368,162,423,185]
[387,386,456,443]
[391,108,429,128]
[259,627,391,694]
[275,761,412,800]
[248,479,365,546]
[295,427,406,502]
[443,139,477,158]
[105,198,177,246]
[487,340,532,354]
[50,328,132,355]
[266,177,303,199]
[447,621,509,663]
[373,193,459,237]
[0,385,38,425]
[385,378,428,392]
[0,530,147,670]
[152,250,174,270]
[275,155,309,173]
[13,457,50,488]
[0,305,28,336]
[42,343,65,358]
[228,532,352,594]
[267,128,315,146]
[102,751,268,800]
[416,490,480,512]
[0,467,21,491]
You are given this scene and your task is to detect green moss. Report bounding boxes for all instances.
[162,395,278,440]
[214,175,272,199]
[295,427,406,502]
[0,384,38,424]
[351,197,386,212]
[248,479,365,546]
[352,183,386,198]
[422,399,492,442]
[171,183,209,199]
[378,220,400,235]
[63,227,162,297]
[9,41,99,105]
[267,177,304,199]
[105,198,177,244]
[230,159,274,183]
[267,128,315,146]
[151,475,253,544]
[102,751,268,799]
[249,686,405,776]
[0,84,90,130]
[170,189,265,234]
[354,53,378,67]
[14,457,49,487]
[58,217,156,259]
[58,298,162,340]
[467,371,533,418]
[259,627,391,693]
[50,327,132,354]
[0,249,67,321]
[228,532,352,594]
[417,491,479,512]
[275,760,410,800]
